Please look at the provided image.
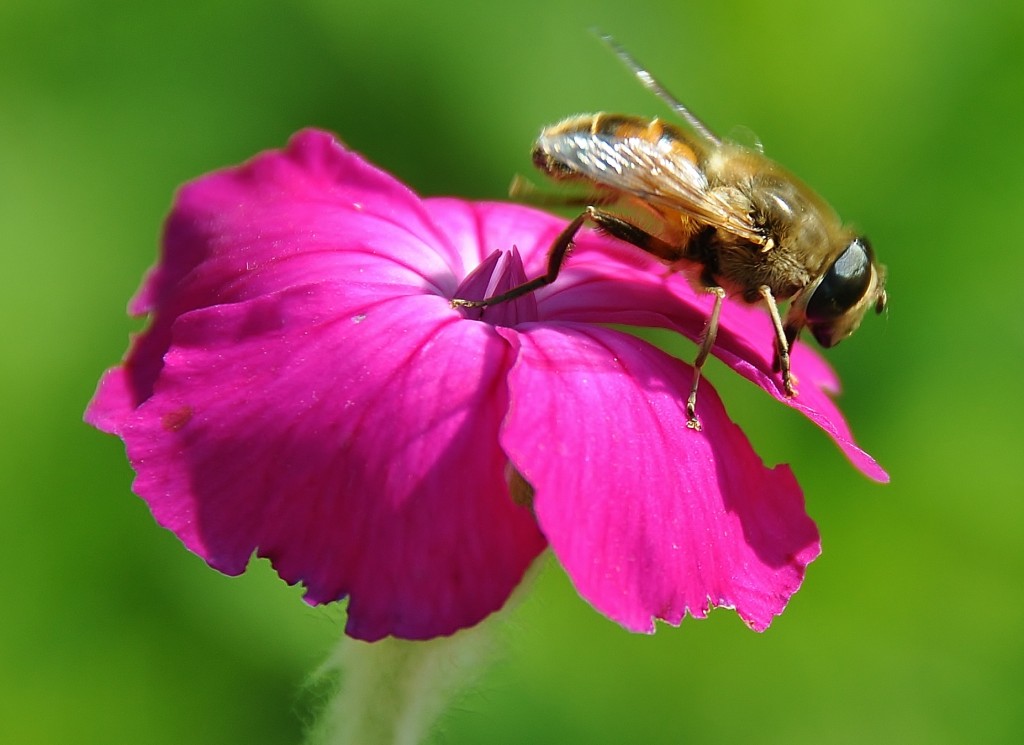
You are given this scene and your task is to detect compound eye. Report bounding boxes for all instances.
[806,237,874,322]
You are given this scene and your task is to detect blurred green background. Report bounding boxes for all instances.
[3,0,1022,742]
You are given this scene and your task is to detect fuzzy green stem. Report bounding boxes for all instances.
[306,620,497,745]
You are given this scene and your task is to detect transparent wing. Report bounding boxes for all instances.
[537,129,763,244]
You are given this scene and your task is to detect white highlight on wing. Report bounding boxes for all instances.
[538,131,762,243]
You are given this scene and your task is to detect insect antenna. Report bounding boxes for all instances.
[594,30,722,146]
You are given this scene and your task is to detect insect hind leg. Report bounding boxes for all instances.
[451,206,679,310]
[585,207,681,263]
[509,176,619,208]
[451,211,588,309]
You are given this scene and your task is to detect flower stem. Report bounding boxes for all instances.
[306,622,496,745]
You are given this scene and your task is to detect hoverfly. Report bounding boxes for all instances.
[453,35,887,429]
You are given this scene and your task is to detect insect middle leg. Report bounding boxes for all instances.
[685,286,726,431]
[583,209,720,428]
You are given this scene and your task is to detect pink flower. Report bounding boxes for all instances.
[86,130,886,641]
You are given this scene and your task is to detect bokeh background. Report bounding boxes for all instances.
[3,0,1022,742]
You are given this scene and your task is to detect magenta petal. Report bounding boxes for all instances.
[424,197,572,278]
[714,299,889,481]
[91,284,545,641]
[139,129,462,315]
[504,226,887,482]
[500,324,821,633]
[120,129,466,410]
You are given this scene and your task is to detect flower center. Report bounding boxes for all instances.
[452,249,540,327]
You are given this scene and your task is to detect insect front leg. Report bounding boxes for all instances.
[759,285,797,397]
